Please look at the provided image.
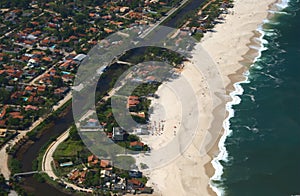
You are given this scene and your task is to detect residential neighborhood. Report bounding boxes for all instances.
[0,0,235,195]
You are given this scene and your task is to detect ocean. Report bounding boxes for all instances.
[212,0,300,195]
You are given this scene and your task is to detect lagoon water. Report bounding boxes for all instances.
[219,0,300,195]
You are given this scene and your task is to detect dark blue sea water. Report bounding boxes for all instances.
[216,0,300,195]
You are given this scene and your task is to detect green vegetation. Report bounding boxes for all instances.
[1,0,235,194]
[8,158,22,175]
[53,140,84,158]
[0,173,9,195]
[0,131,17,148]
[83,169,101,187]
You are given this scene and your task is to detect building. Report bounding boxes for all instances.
[112,127,125,141]
[81,119,103,131]
[127,96,140,108]
[129,170,142,178]
[100,159,111,168]
[73,54,87,62]
[0,129,7,138]
[127,178,144,189]
[87,155,99,166]
[129,141,144,151]
[127,96,140,107]
[134,127,149,135]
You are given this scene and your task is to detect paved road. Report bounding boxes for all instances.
[139,0,190,39]
[42,129,69,180]
[0,91,72,180]
[42,128,93,193]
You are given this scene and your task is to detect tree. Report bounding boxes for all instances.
[127,134,139,142]
[69,126,81,141]
[0,88,10,103]
[0,173,9,195]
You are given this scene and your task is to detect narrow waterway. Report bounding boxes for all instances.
[19,107,73,196]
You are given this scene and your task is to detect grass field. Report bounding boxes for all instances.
[53,139,85,159]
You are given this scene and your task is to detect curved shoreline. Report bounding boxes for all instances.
[208,0,290,195]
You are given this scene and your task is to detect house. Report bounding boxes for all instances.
[128,11,143,19]
[134,127,149,135]
[0,129,7,138]
[0,106,7,120]
[42,57,52,62]
[54,87,68,96]
[89,27,98,33]
[49,69,56,76]
[100,159,111,168]
[127,178,144,189]
[25,85,35,93]
[127,96,140,108]
[130,112,146,118]
[68,170,79,181]
[138,187,154,194]
[112,127,125,141]
[83,119,99,128]
[120,6,129,13]
[10,91,24,100]
[9,112,24,119]
[104,28,114,34]
[87,155,99,166]
[62,74,74,83]
[112,183,125,191]
[88,155,98,162]
[25,105,39,111]
[78,170,87,184]
[130,141,144,150]
[129,170,142,178]
[26,34,37,40]
[107,132,113,138]
[0,120,7,127]
[81,119,103,132]
[24,70,37,77]
[100,169,111,177]
[27,58,38,67]
[37,85,46,93]
[73,54,87,62]
[59,59,73,69]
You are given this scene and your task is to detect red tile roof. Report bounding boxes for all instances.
[128,178,142,186]
[100,160,110,168]
[37,86,46,92]
[25,105,39,111]
[9,112,24,119]
[127,96,140,108]
[88,155,97,162]
[0,105,8,119]
[130,141,144,147]
[25,86,34,91]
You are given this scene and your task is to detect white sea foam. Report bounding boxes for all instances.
[209,70,249,196]
[276,0,290,9]
[269,10,290,15]
[209,1,290,195]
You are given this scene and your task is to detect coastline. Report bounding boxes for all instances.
[142,0,284,195]
[208,0,290,195]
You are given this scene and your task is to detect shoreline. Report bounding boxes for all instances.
[141,0,288,195]
[208,0,290,195]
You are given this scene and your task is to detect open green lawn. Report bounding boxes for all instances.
[53,139,84,159]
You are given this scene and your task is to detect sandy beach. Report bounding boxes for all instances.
[136,0,279,195]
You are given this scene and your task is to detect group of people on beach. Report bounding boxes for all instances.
[149,120,181,136]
